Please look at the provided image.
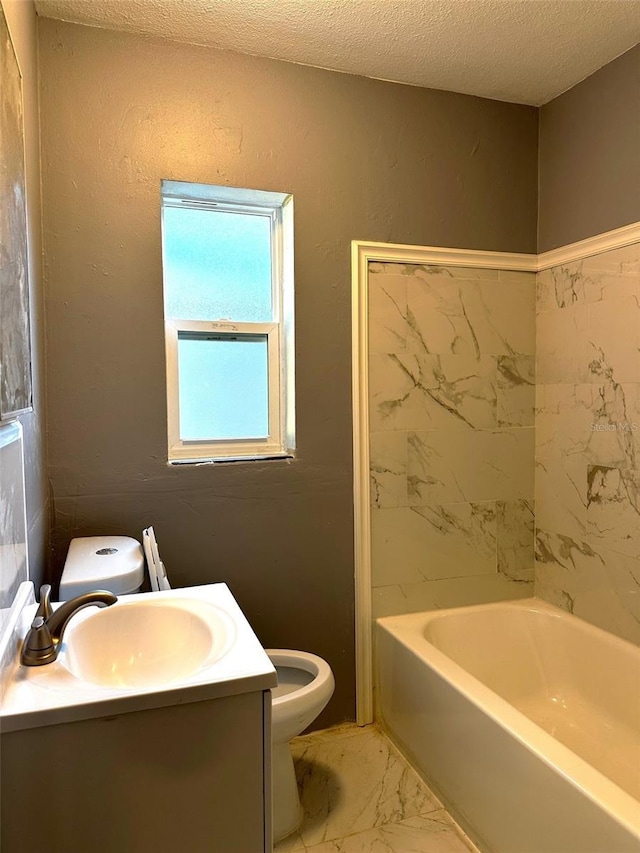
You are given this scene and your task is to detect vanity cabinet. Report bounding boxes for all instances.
[1,583,276,853]
[1,689,272,852]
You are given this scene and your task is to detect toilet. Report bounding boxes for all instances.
[267,648,335,842]
[59,534,335,844]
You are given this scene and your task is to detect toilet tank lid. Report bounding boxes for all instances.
[61,536,144,595]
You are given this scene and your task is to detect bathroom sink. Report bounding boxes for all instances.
[60,599,235,688]
[2,583,276,733]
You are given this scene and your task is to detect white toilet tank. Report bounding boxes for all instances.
[59,536,144,600]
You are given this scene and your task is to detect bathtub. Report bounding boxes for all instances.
[376,599,640,853]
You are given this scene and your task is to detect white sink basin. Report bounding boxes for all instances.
[1,584,277,733]
[61,598,235,688]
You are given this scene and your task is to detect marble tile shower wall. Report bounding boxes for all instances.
[368,263,536,619]
[535,242,640,645]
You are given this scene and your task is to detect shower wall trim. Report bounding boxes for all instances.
[537,221,640,270]
[351,219,640,725]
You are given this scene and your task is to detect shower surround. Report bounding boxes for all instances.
[535,241,640,644]
[368,262,536,618]
[367,240,639,644]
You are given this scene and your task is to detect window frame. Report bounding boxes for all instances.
[161,182,295,463]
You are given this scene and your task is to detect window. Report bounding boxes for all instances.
[161,181,295,462]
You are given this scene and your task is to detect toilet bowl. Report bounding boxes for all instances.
[267,649,335,843]
[59,534,335,845]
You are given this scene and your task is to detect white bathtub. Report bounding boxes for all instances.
[376,599,640,853]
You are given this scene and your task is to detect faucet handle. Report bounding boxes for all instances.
[21,615,55,666]
[36,584,53,621]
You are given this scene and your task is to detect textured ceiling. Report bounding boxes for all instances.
[34,0,640,105]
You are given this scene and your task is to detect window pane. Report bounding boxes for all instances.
[164,205,272,322]
[178,335,268,441]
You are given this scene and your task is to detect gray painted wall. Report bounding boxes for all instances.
[538,44,640,252]
[3,0,47,587]
[38,20,538,724]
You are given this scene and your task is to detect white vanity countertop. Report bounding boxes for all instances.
[0,582,277,732]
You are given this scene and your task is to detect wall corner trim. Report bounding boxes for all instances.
[351,240,373,726]
[537,221,640,271]
[351,240,538,272]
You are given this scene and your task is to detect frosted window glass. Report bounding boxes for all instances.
[178,335,268,441]
[164,206,272,322]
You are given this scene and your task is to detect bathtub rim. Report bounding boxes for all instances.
[376,597,640,841]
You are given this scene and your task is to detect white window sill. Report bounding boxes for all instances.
[168,452,295,466]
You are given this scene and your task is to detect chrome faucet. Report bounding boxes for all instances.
[20,584,118,667]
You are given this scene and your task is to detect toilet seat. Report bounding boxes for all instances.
[268,649,333,709]
[142,527,171,591]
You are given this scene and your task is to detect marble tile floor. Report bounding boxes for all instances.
[274,723,478,853]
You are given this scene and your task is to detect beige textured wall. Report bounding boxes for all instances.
[37,19,538,723]
[539,45,640,252]
[2,0,47,587]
